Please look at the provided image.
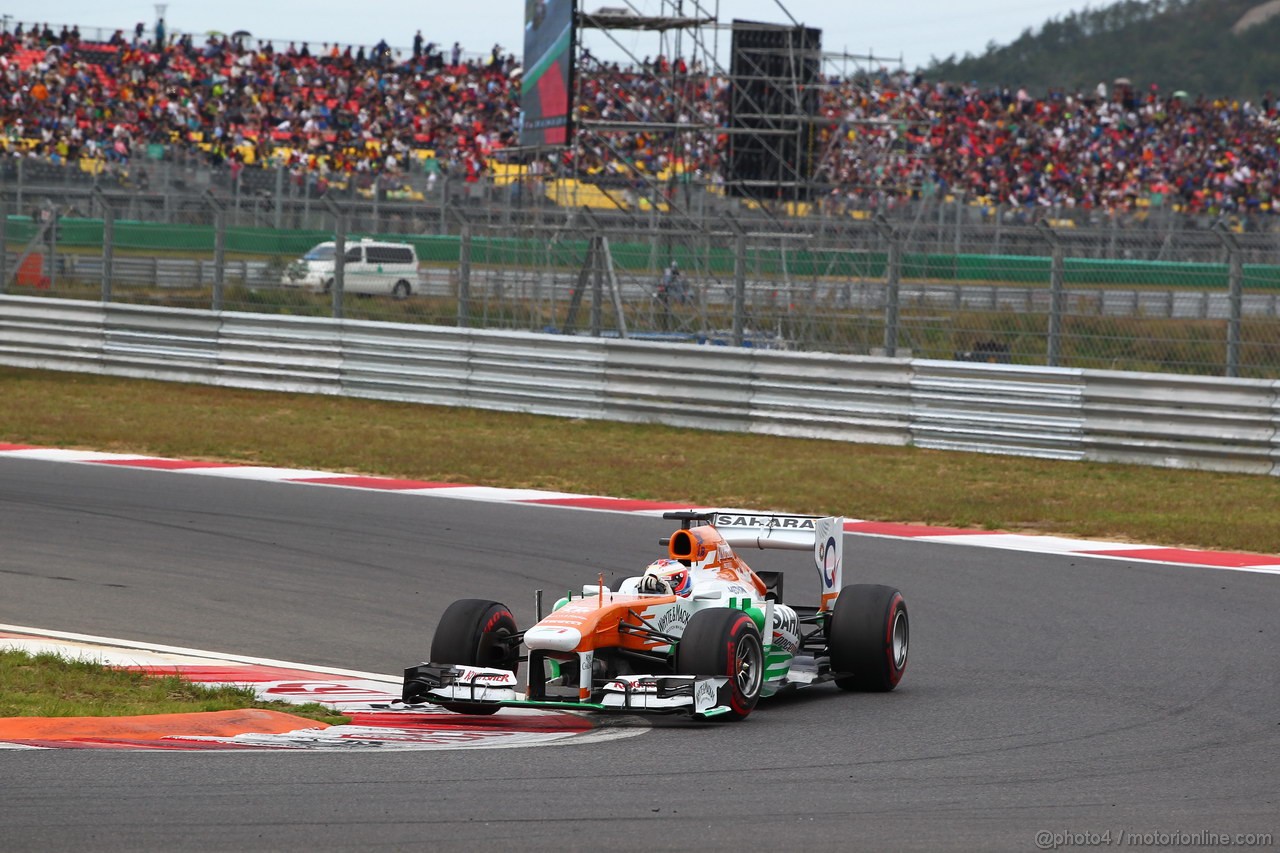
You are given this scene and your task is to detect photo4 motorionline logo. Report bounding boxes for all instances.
[1035,829,1273,850]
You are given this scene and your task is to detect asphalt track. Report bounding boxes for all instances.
[0,457,1276,852]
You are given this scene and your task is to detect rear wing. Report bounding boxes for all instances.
[666,511,845,611]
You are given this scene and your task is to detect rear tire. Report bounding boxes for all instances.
[828,584,908,692]
[676,608,763,721]
[429,598,520,714]
[392,280,410,299]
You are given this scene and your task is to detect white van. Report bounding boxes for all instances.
[281,239,420,299]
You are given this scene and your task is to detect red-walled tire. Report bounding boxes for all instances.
[828,584,909,692]
[429,598,519,715]
[676,608,763,721]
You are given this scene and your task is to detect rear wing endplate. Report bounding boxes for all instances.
[708,512,844,611]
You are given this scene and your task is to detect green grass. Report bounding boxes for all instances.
[2,366,1278,555]
[0,649,349,724]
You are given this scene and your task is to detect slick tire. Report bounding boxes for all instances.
[676,608,763,721]
[429,598,519,715]
[828,584,909,692]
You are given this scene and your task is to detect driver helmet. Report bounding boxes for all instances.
[638,558,692,597]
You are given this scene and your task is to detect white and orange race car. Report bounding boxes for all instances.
[402,511,909,721]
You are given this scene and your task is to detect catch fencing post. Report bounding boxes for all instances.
[1215,223,1243,377]
[580,209,604,337]
[723,213,747,347]
[273,164,284,230]
[874,214,901,357]
[0,192,7,294]
[205,190,226,311]
[14,158,23,217]
[438,176,449,235]
[93,187,114,302]
[457,211,472,328]
[324,197,346,320]
[954,200,963,256]
[46,201,57,291]
[1038,221,1065,367]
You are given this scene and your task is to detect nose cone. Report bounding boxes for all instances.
[523,624,582,652]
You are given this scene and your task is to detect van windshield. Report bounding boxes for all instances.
[303,246,336,261]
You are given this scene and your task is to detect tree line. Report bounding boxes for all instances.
[924,0,1280,100]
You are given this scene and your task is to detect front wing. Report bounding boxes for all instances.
[403,664,733,717]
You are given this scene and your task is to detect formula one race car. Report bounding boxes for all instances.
[403,511,909,721]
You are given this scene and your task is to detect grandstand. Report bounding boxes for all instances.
[2,16,1280,222]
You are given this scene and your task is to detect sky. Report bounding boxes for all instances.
[29,0,1102,70]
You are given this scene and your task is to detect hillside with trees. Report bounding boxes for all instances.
[923,0,1280,99]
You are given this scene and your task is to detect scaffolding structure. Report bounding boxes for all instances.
[569,1,905,216]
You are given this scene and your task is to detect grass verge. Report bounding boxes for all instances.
[1,366,1278,555]
[0,649,349,724]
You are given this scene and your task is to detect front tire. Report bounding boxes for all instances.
[676,608,763,721]
[429,598,520,715]
[828,584,908,692]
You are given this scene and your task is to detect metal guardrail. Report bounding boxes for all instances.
[2,295,1276,476]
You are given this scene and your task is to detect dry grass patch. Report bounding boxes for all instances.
[0,649,349,724]
[2,366,1278,555]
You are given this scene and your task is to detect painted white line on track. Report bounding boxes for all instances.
[0,626,648,752]
[3,445,1279,574]
[0,623,400,684]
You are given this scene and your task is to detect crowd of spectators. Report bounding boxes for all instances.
[0,21,519,191]
[815,70,1280,216]
[4,20,1280,216]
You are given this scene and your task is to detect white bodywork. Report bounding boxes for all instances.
[410,512,847,716]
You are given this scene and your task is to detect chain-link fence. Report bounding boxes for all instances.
[4,184,1280,379]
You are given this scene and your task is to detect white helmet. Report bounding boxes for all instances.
[638,558,692,596]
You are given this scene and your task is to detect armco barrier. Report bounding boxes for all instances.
[0,297,103,373]
[220,313,343,394]
[1082,371,1280,475]
[1,295,1276,477]
[910,361,1087,461]
[102,303,220,382]
[747,350,913,445]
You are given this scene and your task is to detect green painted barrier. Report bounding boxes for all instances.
[8,215,1280,290]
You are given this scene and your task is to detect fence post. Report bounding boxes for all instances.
[1038,221,1064,367]
[273,164,284,230]
[722,213,747,347]
[590,233,604,337]
[324,197,345,320]
[457,214,472,328]
[94,187,113,302]
[439,176,449,235]
[205,190,226,311]
[47,202,57,291]
[874,215,901,357]
[954,199,963,256]
[1215,224,1243,377]
[0,192,7,294]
